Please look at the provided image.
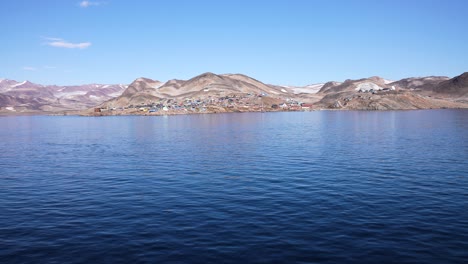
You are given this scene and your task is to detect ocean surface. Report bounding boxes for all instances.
[0,110,467,263]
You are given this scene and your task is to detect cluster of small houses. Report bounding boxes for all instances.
[274,99,314,111]
[94,93,314,113]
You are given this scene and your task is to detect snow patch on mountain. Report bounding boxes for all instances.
[109,91,124,97]
[12,81,26,87]
[355,82,383,92]
[151,83,164,89]
[289,83,324,94]
[55,91,88,98]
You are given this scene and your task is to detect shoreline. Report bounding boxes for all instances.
[1,106,467,117]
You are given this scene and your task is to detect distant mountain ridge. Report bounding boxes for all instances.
[0,79,127,113]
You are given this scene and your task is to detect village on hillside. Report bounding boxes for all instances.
[91,92,316,116]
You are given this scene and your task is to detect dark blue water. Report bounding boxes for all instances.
[0,110,467,263]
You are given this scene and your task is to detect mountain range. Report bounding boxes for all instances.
[1,72,467,114]
[0,79,127,113]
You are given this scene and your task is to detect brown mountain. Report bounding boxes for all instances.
[106,77,164,107]
[316,77,390,108]
[157,72,283,97]
[433,72,468,97]
[316,74,468,110]
[101,72,299,108]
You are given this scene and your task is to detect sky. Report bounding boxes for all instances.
[1,0,467,86]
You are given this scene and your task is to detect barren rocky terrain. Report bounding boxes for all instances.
[315,73,468,110]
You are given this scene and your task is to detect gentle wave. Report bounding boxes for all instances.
[0,110,467,263]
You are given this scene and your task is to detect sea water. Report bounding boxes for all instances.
[0,110,467,263]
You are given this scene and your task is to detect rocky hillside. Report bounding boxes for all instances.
[316,72,468,110]
[433,72,468,97]
[319,91,467,110]
[389,76,449,92]
[101,72,321,108]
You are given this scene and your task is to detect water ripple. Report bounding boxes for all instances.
[0,110,467,263]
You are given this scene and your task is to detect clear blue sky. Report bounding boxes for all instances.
[1,0,467,85]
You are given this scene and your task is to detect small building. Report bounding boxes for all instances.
[301,103,313,109]
[290,105,301,111]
